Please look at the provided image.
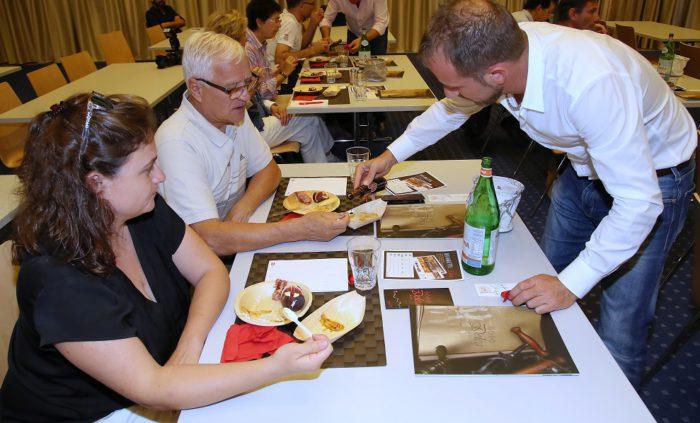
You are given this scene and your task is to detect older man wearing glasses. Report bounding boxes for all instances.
[156,31,348,256]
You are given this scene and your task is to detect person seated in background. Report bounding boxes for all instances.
[146,0,185,29]
[320,0,390,55]
[555,0,607,34]
[0,92,333,421]
[267,0,330,66]
[156,31,348,256]
[207,7,338,163]
[512,0,557,23]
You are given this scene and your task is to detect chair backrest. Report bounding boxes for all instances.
[96,30,136,65]
[0,82,28,169]
[615,24,636,50]
[146,25,166,45]
[678,43,700,79]
[26,64,67,97]
[60,51,97,82]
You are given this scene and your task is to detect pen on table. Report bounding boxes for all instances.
[299,101,324,105]
[501,290,511,303]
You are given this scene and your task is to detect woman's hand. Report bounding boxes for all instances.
[270,335,333,376]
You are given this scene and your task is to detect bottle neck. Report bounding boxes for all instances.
[479,167,493,178]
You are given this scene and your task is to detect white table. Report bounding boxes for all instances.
[287,54,436,115]
[179,161,653,423]
[148,28,202,51]
[0,66,21,78]
[0,175,20,230]
[0,63,184,123]
[313,25,397,48]
[606,21,700,43]
[675,74,700,108]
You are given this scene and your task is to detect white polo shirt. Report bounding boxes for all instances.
[155,93,273,225]
[266,9,302,64]
[387,23,697,299]
[511,9,534,23]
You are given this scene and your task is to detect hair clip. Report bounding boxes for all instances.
[49,101,67,118]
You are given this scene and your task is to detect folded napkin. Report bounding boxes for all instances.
[301,76,322,83]
[220,323,294,363]
[294,94,318,101]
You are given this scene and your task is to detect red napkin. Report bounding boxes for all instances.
[300,76,322,83]
[220,323,294,363]
[281,212,303,221]
[294,94,318,102]
[310,62,327,68]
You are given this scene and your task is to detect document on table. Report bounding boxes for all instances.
[384,251,463,280]
[265,258,349,292]
[284,177,347,196]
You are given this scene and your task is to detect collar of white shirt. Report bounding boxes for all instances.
[180,92,234,148]
[517,30,545,114]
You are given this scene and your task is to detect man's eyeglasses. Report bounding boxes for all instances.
[81,91,114,157]
[196,76,258,99]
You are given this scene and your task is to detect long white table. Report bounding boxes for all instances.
[313,25,397,48]
[0,175,20,230]
[675,74,700,109]
[0,66,21,78]
[148,28,202,51]
[287,54,436,115]
[606,21,700,43]
[179,161,653,423]
[0,63,184,123]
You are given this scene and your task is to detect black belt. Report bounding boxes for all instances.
[656,157,693,177]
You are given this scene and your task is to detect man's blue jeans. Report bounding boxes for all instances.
[542,162,695,387]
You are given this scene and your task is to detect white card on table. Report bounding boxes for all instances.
[265,258,349,292]
[474,283,517,297]
[284,177,347,197]
[385,252,415,278]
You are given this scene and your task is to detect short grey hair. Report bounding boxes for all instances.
[182,30,245,80]
[419,0,525,80]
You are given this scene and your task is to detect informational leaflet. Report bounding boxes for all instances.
[384,251,463,280]
[386,172,445,195]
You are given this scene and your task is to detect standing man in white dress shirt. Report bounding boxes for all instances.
[267,0,329,66]
[354,0,697,387]
[320,0,390,55]
[156,31,348,256]
[512,0,557,23]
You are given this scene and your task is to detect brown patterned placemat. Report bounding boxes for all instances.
[267,177,374,236]
[239,251,386,369]
[291,88,350,106]
[350,57,398,67]
[299,70,350,84]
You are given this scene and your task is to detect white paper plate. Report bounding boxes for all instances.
[294,291,366,342]
[234,281,313,326]
[347,199,387,229]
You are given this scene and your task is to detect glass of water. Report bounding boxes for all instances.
[353,69,366,101]
[346,146,370,183]
[348,236,381,291]
[325,62,338,84]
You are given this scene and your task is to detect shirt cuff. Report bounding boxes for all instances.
[181,210,220,226]
[371,24,387,36]
[387,137,420,163]
[557,256,604,299]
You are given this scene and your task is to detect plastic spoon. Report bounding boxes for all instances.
[282,307,314,339]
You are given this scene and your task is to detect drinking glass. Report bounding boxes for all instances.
[325,62,338,84]
[346,146,370,183]
[353,69,366,101]
[347,236,381,291]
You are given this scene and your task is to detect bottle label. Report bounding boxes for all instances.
[480,167,492,178]
[461,225,498,268]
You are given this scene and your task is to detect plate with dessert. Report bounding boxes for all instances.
[283,190,340,214]
[234,279,313,326]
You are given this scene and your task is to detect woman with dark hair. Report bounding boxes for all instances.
[0,93,332,421]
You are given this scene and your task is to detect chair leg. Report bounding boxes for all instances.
[512,140,535,178]
[641,310,700,386]
[479,106,507,154]
[529,155,568,217]
[659,240,694,290]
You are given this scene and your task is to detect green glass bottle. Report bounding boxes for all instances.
[461,157,500,275]
[659,33,675,82]
[359,31,371,58]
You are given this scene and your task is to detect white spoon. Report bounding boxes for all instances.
[282,308,314,339]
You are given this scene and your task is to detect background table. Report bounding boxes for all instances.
[179,161,653,423]
[313,25,397,49]
[287,55,436,115]
[148,28,202,51]
[606,21,700,43]
[0,63,183,123]
[0,175,20,231]
[0,66,21,78]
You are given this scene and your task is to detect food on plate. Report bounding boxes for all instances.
[300,70,325,77]
[272,278,289,300]
[313,191,329,202]
[350,212,379,224]
[295,191,312,205]
[320,313,345,332]
[281,285,306,311]
[241,306,272,319]
[294,85,321,93]
[310,56,328,62]
[322,86,341,98]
